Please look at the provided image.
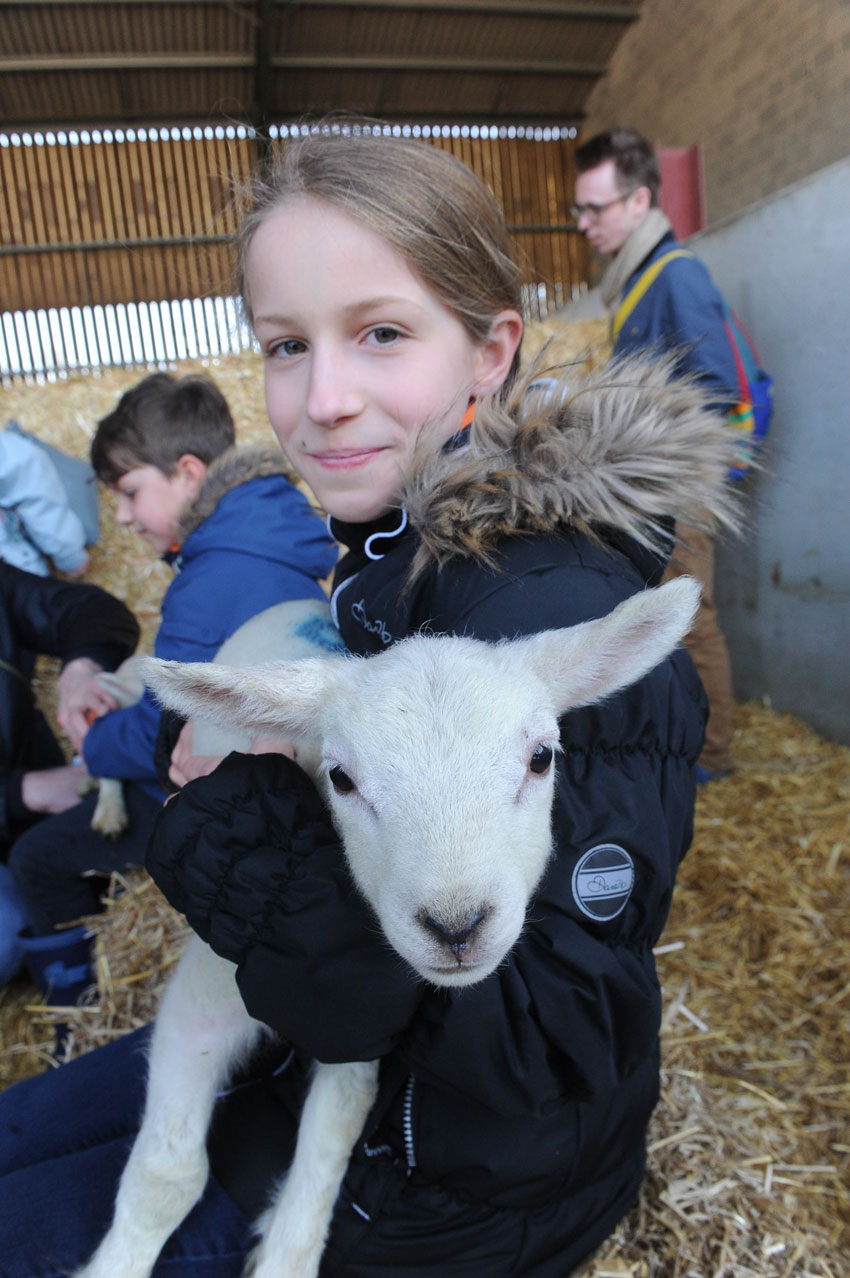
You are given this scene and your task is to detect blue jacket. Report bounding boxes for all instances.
[614,232,740,409]
[0,428,88,576]
[83,447,337,797]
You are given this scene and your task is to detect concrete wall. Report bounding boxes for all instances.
[582,0,850,224]
[690,158,850,743]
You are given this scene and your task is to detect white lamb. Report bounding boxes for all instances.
[75,575,700,1278]
[86,599,340,837]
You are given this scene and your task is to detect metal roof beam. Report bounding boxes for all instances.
[275,1,638,19]
[0,52,605,76]
[0,54,254,71]
[0,0,232,5]
[1,0,636,10]
[2,109,585,128]
[271,55,605,76]
[253,0,274,135]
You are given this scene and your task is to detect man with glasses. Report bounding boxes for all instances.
[573,126,738,785]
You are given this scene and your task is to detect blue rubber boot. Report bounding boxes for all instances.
[18,925,95,1059]
[694,763,732,786]
[17,925,94,1005]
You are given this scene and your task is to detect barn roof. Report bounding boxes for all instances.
[1,0,642,129]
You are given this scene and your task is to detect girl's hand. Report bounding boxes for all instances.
[168,720,223,789]
[249,737,296,759]
[168,721,295,790]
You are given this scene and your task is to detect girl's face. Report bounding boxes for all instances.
[247,197,522,524]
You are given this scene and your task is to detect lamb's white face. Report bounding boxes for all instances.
[311,638,561,986]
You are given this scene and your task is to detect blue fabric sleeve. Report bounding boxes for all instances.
[659,258,740,403]
[0,433,88,572]
[82,688,163,790]
[615,255,741,408]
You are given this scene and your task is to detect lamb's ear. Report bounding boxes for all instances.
[141,655,343,739]
[524,576,701,713]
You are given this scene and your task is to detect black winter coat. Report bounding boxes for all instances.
[147,361,737,1275]
[148,529,706,1276]
[0,563,139,849]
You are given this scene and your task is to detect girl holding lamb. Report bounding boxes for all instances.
[0,129,737,1275]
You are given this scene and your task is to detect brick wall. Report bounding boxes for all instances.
[582,0,850,225]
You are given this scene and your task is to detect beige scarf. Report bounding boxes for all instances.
[598,208,673,313]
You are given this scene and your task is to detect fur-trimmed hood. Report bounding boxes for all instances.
[404,353,742,576]
[176,444,296,545]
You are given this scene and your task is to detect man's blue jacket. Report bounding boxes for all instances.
[614,231,740,407]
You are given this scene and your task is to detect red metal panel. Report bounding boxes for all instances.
[657,144,704,239]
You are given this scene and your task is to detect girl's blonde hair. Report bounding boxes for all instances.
[236,127,524,367]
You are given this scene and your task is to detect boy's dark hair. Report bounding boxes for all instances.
[91,373,236,484]
[574,126,661,207]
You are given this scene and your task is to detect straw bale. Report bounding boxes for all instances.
[1,349,848,1273]
[520,316,611,380]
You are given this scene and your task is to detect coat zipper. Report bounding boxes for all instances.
[402,1073,417,1172]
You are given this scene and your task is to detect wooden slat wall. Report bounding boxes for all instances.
[428,129,589,316]
[0,126,251,312]
[0,125,588,324]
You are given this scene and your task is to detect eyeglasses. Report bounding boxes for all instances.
[570,190,637,221]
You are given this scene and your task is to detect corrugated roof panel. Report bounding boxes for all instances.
[270,67,593,119]
[0,0,643,127]
[0,69,255,127]
[274,6,628,63]
[2,3,254,57]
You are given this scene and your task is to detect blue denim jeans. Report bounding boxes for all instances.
[0,1027,254,1276]
[0,863,29,986]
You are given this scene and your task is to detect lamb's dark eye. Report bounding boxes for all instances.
[329,764,356,793]
[529,744,554,775]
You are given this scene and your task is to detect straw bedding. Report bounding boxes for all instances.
[1,336,847,1275]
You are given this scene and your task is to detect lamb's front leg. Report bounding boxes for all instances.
[246,1059,380,1278]
[75,936,269,1278]
[90,776,130,838]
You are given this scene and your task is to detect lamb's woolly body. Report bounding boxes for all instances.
[405,353,741,573]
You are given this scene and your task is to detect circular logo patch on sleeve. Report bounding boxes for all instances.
[572,844,635,921]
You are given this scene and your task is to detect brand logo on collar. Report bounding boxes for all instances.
[351,598,393,646]
[571,844,635,921]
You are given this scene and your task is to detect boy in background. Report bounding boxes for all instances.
[9,372,337,1002]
